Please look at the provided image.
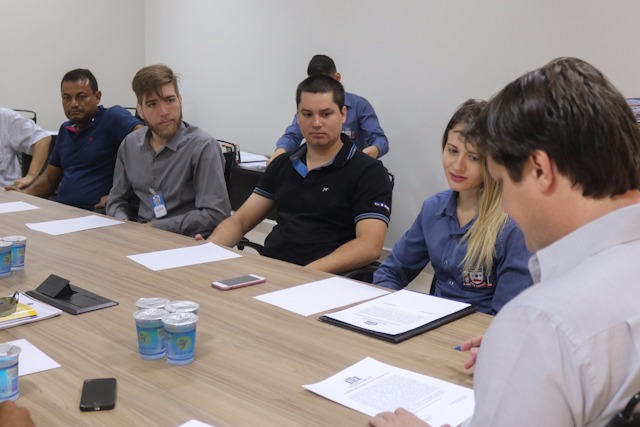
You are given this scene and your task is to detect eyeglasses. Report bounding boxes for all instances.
[0,292,19,317]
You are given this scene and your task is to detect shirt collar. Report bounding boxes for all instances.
[533,202,640,284]
[290,134,356,177]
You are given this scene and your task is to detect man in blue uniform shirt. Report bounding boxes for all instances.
[205,74,392,274]
[270,55,389,163]
[16,69,143,210]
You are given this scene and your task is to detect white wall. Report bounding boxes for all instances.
[3,1,639,247]
[0,0,145,131]
[144,0,640,247]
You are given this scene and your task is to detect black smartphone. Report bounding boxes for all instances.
[79,378,117,411]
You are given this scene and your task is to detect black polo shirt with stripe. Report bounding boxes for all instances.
[254,134,392,266]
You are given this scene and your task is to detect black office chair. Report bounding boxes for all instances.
[13,109,37,176]
[124,107,144,124]
[218,140,240,195]
[612,391,640,426]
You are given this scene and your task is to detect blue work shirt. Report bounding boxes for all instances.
[374,190,533,314]
[276,92,389,157]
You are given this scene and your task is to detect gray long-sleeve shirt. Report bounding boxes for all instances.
[106,123,230,237]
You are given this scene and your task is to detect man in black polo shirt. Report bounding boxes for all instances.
[205,74,392,274]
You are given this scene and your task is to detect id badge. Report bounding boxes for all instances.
[151,193,167,218]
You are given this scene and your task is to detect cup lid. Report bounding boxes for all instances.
[2,236,27,243]
[0,344,20,357]
[162,312,198,326]
[0,241,12,249]
[165,300,199,313]
[133,308,167,321]
[135,297,169,309]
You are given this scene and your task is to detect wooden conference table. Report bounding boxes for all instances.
[0,191,491,427]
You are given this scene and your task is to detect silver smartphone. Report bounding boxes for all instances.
[211,274,266,290]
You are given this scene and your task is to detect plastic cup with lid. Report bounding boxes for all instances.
[162,312,198,365]
[133,309,167,360]
[0,343,20,401]
[2,236,26,271]
[0,242,12,278]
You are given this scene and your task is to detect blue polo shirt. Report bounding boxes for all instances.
[49,105,141,210]
[255,135,392,266]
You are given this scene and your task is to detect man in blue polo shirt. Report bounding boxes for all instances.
[18,69,142,210]
[269,54,389,163]
[205,74,392,274]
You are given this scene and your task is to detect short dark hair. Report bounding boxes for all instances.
[61,69,98,93]
[131,64,180,106]
[296,74,345,110]
[307,55,337,76]
[466,57,640,198]
[442,99,487,150]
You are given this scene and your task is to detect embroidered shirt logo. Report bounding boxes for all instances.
[462,267,494,288]
[374,202,390,212]
[322,187,329,192]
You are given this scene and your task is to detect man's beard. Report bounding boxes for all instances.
[149,112,182,140]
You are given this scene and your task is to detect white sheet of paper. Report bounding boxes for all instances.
[178,420,216,427]
[128,242,242,271]
[2,339,61,376]
[240,151,269,163]
[254,277,389,316]
[26,215,123,235]
[0,201,40,214]
[323,289,472,335]
[304,357,474,426]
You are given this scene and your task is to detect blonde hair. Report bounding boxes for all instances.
[460,152,508,274]
[443,100,508,275]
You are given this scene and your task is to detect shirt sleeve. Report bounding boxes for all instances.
[5,110,49,154]
[108,106,143,143]
[105,140,135,220]
[275,114,304,152]
[351,159,392,225]
[489,220,533,314]
[466,304,584,427]
[152,139,231,237]
[374,202,432,290]
[355,97,389,157]
[254,151,288,199]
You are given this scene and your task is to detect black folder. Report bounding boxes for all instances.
[26,274,118,315]
[319,292,477,344]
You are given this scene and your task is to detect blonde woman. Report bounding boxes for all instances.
[373,99,532,314]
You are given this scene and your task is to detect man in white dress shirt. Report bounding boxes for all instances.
[370,57,640,427]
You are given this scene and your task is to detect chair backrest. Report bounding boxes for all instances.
[611,391,640,427]
[12,109,49,178]
[217,140,240,195]
[13,109,37,123]
[386,169,395,189]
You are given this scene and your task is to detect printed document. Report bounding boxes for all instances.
[304,357,473,426]
[322,289,473,335]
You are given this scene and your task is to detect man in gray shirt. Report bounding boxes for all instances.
[106,64,230,237]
